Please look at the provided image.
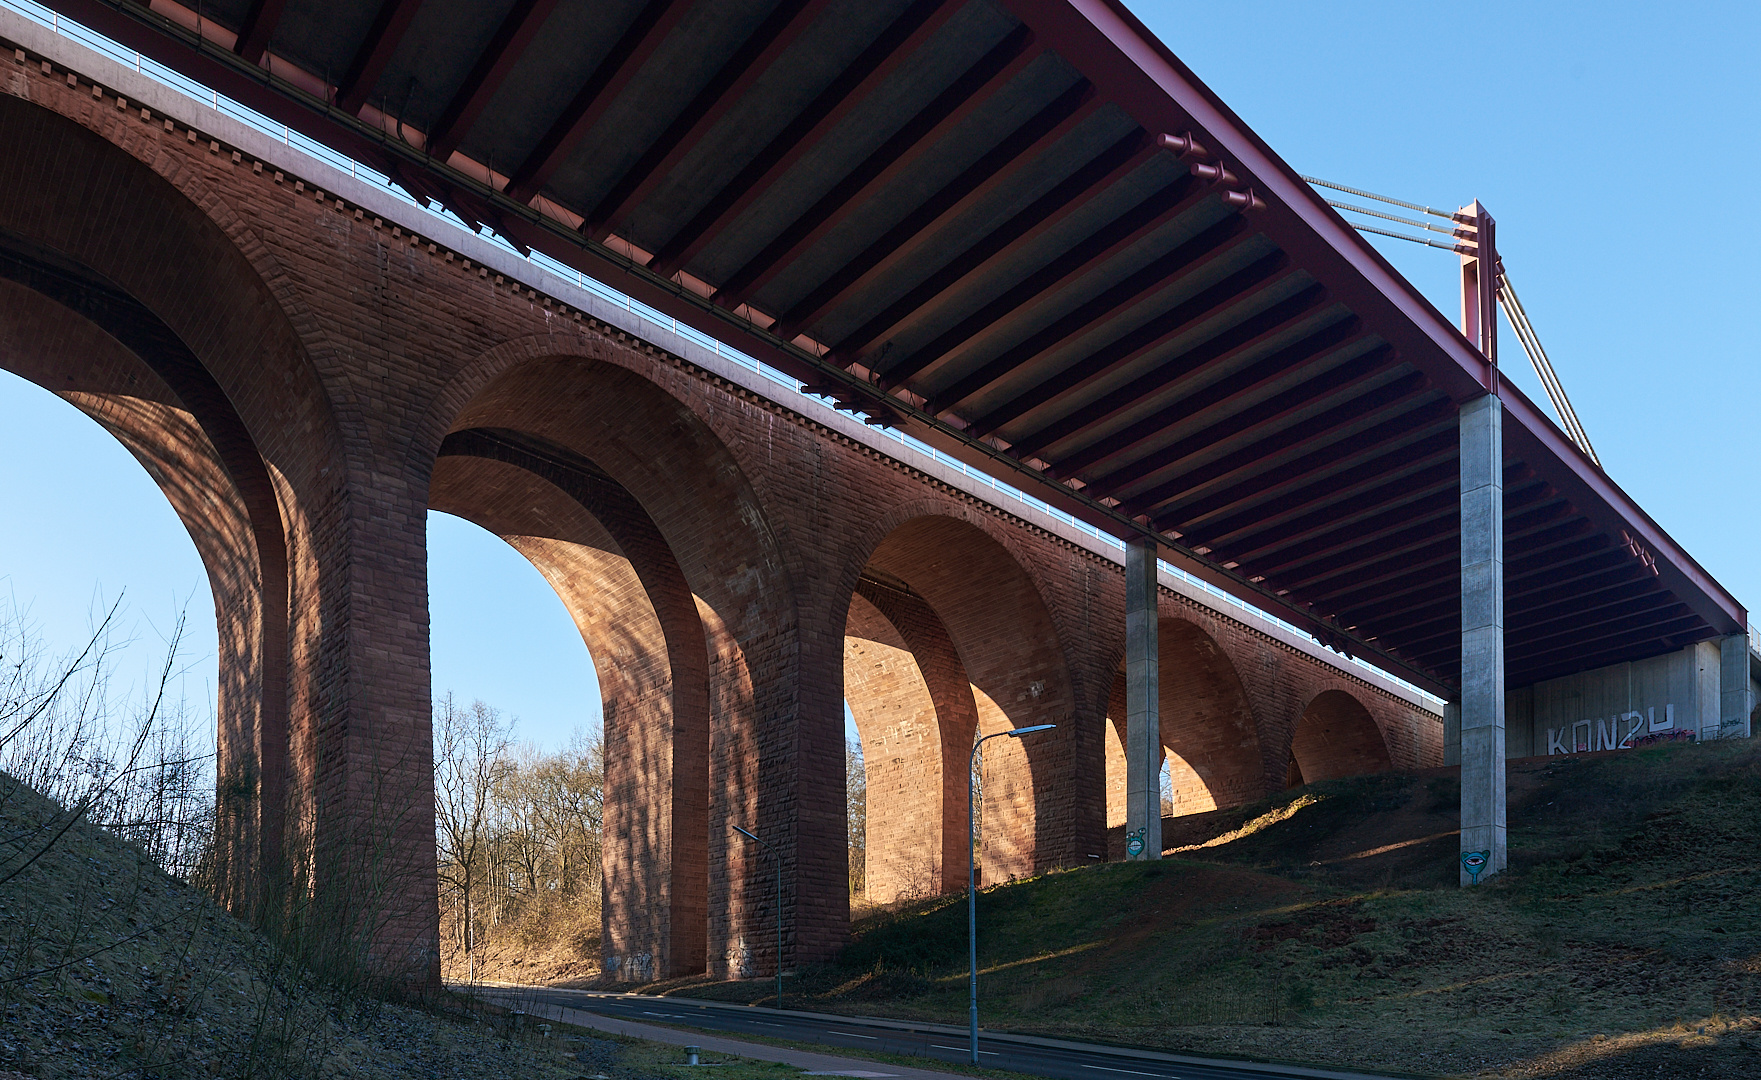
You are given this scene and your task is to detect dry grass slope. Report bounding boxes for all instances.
[653,739,1761,1079]
[0,770,587,1079]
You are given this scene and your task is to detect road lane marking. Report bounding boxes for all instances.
[931,1046,997,1054]
[1081,1067,1176,1077]
[827,1032,877,1039]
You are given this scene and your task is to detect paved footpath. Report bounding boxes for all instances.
[466,985,1401,1080]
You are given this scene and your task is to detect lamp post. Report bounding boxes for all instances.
[969,724,1056,1065]
[731,823,783,1009]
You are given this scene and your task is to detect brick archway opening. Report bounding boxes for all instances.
[842,583,977,904]
[431,432,710,981]
[853,516,1075,886]
[439,352,804,978]
[1288,689,1392,788]
[0,271,291,926]
[1106,617,1265,842]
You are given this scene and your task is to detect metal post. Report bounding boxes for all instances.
[731,823,782,1008]
[967,741,979,1066]
[775,848,783,1009]
[968,725,1055,1066]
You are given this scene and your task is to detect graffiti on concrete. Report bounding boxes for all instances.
[1546,704,1681,755]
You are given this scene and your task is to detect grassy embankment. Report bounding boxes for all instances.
[642,738,1761,1079]
[0,768,793,1080]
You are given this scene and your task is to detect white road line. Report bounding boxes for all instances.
[1081,1066,1175,1077]
[931,1046,997,1054]
[827,1032,877,1039]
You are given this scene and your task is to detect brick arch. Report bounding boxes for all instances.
[1288,689,1393,787]
[843,583,978,903]
[435,352,810,974]
[0,93,382,952]
[851,513,1077,883]
[428,444,709,979]
[1104,616,1266,831]
[0,270,293,924]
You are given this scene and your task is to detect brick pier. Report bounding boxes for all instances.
[0,32,1441,983]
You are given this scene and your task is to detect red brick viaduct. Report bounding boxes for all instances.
[0,36,1440,982]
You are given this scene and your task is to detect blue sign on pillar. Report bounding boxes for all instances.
[1460,850,1490,885]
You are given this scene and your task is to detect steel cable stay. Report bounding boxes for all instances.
[1307,175,1602,469]
[1497,269,1600,468]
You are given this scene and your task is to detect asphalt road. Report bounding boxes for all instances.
[488,987,1394,1080]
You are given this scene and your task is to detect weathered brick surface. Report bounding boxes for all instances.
[0,50,1443,981]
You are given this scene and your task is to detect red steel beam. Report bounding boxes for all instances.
[1164,427,1457,537]
[1240,490,1462,576]
[1401,580,1670,659]
[1056,313,1373,479]
[1378,562,1652,652]
[714,25,1042,306]
[1091,338,1394,489]
[1511,633,1707,683]
[1120,379,1441,516]
[424,0,563,161]
[995,0,1744,636]
[1510,614,1704,671]
[1261,491,1565,594]
[774,80,1103,337]
[1303,540,1463,608]
[1202,463,1489,565]
[1506,629,1690,674]
[647,0,962,278]
[879,173,1217,388]
[582,0,836,239]
[937,222,1268,418]
[335,0,427,114]
[1005,281,1330,456]
[507,0,693,203]
[1336,539,1628,632]
[1253,486,1556,606]
[837,131,1157,364]
[1148,401,1451,532]
[232,0,287,64]
[1309,514,1590,611]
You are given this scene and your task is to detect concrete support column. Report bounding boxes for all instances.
[1719,633,1753,738]
[1442,700,1462,767]
[1124,539,1161,860]
[1459,393,1505,884]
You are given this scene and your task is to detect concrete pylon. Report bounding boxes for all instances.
[1459,393,1505,885]
[1124,538,1162,861]
[1720,633,1753,738]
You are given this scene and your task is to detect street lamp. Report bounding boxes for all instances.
[969,724,1056,1065]
[731,823,783,1009]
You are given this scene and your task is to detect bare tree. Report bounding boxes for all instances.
[525,730,603,902]
[846,735,865,896]
[432,694,513,983]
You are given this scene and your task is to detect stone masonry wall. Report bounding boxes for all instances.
[0,34,1443,981]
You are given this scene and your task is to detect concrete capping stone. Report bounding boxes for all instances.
[7,8,1438,718]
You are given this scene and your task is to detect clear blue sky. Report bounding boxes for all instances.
[2,0,1755,752]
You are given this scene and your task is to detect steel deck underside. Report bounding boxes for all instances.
[31,0,1745,695]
